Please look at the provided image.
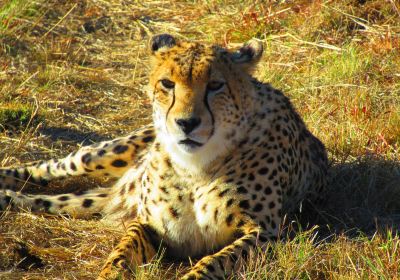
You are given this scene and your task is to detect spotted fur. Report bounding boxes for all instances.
[0,34,328,280]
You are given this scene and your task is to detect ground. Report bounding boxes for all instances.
[0,0,399,279]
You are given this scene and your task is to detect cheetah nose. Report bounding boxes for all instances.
[175,117,201,134]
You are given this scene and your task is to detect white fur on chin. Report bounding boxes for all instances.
[158,128,230,174]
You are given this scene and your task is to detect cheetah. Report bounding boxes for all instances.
[0,34,328,280]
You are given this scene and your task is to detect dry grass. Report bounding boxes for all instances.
[0,0,399,279]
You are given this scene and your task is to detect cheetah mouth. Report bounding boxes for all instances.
[178,139,203,149]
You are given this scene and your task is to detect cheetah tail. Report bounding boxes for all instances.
[0,187,111,219]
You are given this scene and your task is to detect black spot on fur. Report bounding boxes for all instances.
[218,189,229,197]
[226,198,234,207]
[226,213,234,226]
[214,209,219,222]
[34,198,43,205]
[159,186,169,194]
[237,219,245,228]
[82,199,93,208]
[58,195,69,201]
[169,207,180,218]
[81,153,92,164]
[267,157,274,163]
[142,136,154,143]
[253,203,263,212]
[42,200,52,209]
[258,167,269,175]
[112,257,122,266]
[239,200,250,209]
[70,162,77,171]
[269,201,275,209]
[237,186,248,194]
[111,159,128,168]
[113,145,129,154]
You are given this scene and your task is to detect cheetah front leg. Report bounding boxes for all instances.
[97,220,160,280]
[181,221,273,280]
[0,125,155,190]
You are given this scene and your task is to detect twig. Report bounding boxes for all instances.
[41,3,77,39]
[17,71,38,90]
[389,0,400,18]
[283,33,342,51]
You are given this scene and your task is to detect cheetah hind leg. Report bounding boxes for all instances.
[0,187,111,219]
[97,220,159,280]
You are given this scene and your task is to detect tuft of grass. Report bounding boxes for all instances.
[0,103,42,131]
[0,0,39,34]
[312,45,371,84]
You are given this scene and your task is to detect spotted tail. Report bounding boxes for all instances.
[0,125,155,218]
[0,125,154,191]
[0,187,112,219]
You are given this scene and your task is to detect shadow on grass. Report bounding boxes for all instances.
[39,126,109,145]
[293,157,400,239]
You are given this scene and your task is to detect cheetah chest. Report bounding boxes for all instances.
[137,176,237,259]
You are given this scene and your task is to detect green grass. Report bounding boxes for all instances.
[0,0,30,31]
[0,103,42,131]
[0,0,399,279]
[312,45,371,83]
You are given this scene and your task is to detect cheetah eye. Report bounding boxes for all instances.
[206,81,224,92]
[160,79,175,90]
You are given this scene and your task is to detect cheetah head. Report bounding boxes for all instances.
[147,34,263,171]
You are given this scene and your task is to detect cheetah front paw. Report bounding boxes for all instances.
[180,272,207,280]
[180,266,224,280]
[97,259,129,280]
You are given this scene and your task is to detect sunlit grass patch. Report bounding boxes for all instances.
[311,45,371,84]
[235,228,400,280]
[0,0,40,33]
[0,103,42,131]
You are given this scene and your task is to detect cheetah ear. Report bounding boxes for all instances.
[230,39,263,65]
[150,34,177,53]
